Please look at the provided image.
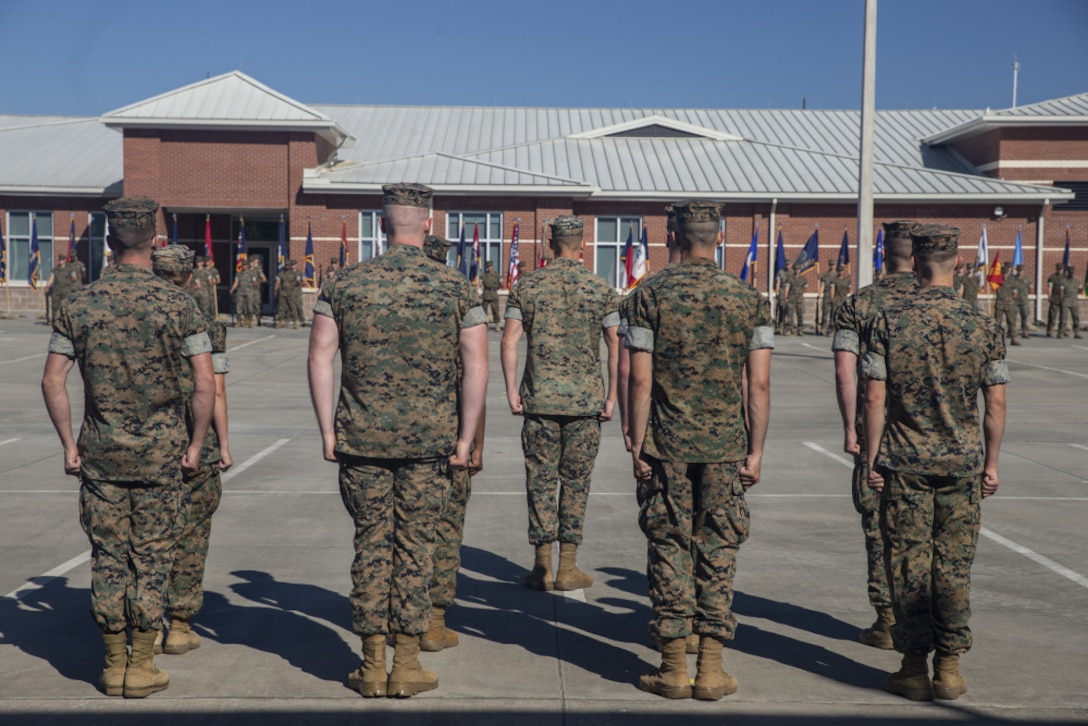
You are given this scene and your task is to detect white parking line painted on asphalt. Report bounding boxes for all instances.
[1069,443,1088,452]
[803,441,854,468]
[229,335,276,352]
[800,342,831,354]
[1007,358,1088,380]
[1071,345,1088,352]
[560,588,587,603]
[0,352,45,366]
[980,527,1088,590]
[0,437,22,447]
[221,439,290,482]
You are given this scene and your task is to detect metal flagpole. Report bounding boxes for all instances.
[855,0,877,289]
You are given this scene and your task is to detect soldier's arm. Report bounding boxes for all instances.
[213,372,232,471]
[617,333,632,450]
[453,323,488,470]
[981,384,1006,499]
[863,378,886,491]
[468,406,486,475]
[834,350,860,454]
[601,324,619,422]
[307,313,341,462]
[183,352,215,475]
[41,352,80,476]
[740,348,771,489]
[628,349,653,481]
[500,319,524,415]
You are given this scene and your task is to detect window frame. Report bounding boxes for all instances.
[594,215,642,290]
[6,211,54,286]
[446,211,503,272]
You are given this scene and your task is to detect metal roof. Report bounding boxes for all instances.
[923,91,1088,144]
[0,116,122,195]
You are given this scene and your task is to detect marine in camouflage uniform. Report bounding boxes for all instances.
[831,265,852,323]
[1045,263,1065,336]
[308,183,488,698]
[627,200,774,701]
[1011,266,1032,341]
[275,259,305,328]
[862,224,1008,702]
[152,246,233,657]
[41,197,214,699]
[501,215,620,593]
[831,220,918,650]
[785,263,808,335]
[480,261,502,331]
[817,267,837,334]
[955,266,981,309]
[202,258,221,322]
[993,273,1019,344]
[1059,266,1082,338]
[774,266,793,332]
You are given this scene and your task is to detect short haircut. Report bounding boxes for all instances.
[551,233,582,252]
[885,236,913,263]
[915,248,958,277]
[676,220,719,250]
[382,205,429,238]
[108,227,155,251]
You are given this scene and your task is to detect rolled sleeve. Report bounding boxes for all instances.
[625,325,654,352]
[212,352,230,374]
[463,305,488,328]
[312,298,334,319]
[48,332,76,358]
[602,311,620,329]
[749,325,775,350]
[861,351,887,381]
[504,306,523,321]
[182,332,213,358]
[831,328,860,355]
[983,360,1010,386]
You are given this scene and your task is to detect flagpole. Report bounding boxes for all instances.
[855,0,877,289]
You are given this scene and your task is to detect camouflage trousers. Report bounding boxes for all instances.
[786,298,804,333]
[1015,301,1031,333]
[166,464,222,619]
[1062,302,1080,333]
[339,455,450,636]
[482,297,500,325]
[276,293,303,323]
[430,468,472,608]
[1046,300,1062,333]
[638,458,750,641]
[234,293,258,318]
[852,454,891,608]
[880,470,980,656]
[79,477,186,633]
[994,303,1015,335]
[521,414,601,546]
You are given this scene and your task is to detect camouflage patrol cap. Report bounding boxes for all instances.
[665,206,677,233]
[882,220,917,241]
[423,234,454,262]
[910,224,959,255]
[550,215,584,239]
[673,200,721,224]
[382,182,433,209]
[285,259,297,267]
[103,196,158,232]
[152,245,195,273]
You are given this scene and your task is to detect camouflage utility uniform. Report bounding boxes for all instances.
[481,268,501,328]
[957,271,980,308]
[627,258,774,642]
[832,270,852,322]
[1046,267,1064,335]
[993,276,1015,338]
[505,257,620,549]
[818,268,836,334]
[275,265,304,327]
[863,286,1008,658]
[785,269,808,334]
[1012,272,1032,338]
[1059,269,1082,337]
[314,243,486,637]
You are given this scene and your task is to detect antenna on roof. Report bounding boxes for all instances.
[802,97,807,110]
[1011,54,1020,108]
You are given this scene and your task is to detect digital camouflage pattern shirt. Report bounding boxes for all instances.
[626,258,774,463]
[48,264,211,484]
[314,244,487,459]
[862,286,1009,477]
[504,257,620,416]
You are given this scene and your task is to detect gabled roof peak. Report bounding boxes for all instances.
[567,114,742,141]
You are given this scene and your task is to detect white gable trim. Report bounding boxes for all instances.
[567,114,742,141]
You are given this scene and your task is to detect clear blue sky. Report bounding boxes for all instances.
[1,0,1085,116]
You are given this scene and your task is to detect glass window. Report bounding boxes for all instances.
[358,211,386,261]
[594,215,641,289]
[6,211,54,285]
[446,211,503,274]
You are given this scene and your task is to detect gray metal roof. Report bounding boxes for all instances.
[990,91,1088,118]
[0,116,122,195]
[922,91,1088,144]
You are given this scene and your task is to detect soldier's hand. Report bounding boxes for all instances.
[507,392,524,415]
[599,398,615,422]
[218,446,234,472]
[981,468,1000,498]
[867,465,884,492]
[622,427,633,452]
[322,434,338,463]
[843,429,861,455]
[181,444,202,475]
[632,447,652,480]
[468,447,483,476]
[739,453,762,489]
[63,446,81,476]
[450,438,472,470]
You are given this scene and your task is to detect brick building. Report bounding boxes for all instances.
[2,71,1085,321]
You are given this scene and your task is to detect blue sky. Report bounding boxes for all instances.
[1,0,1085,116]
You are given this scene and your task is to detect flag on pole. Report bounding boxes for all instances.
[621,225,635,289]
[775,229,786,274]
[204,215,214,262]
[793,229,819,275]
[1012,227,1024,268]
[507,221,520,289]
[457,222,469,278]
[339,219,348,269]
[538,220,548,269]
[303,222,315,287]
[278,215,287,273]
[740,227,758,284]
[28,213,41,290]
[235,218,247,272]
[837,230,850,268]
[69,216,78,260]
[873,228,885,274]
[470,222,481,283]
[987,252,1004,291]
[974,227,989,289]
[1063,228,1071,267]
[0,217,7,284]
[631,226,650,288]
[170,213,178,247]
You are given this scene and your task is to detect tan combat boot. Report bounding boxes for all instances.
[163,616,200,655]
[933,652,968,700]
[649,618,699,654]
[884,652,933,701]
[419,606,459,652]
[153,628,163,655]
[638,637,692,699]
[387,634,438,697]
[692,635,738,700]
[124,629,169,698]
[99,632,128,697]
[524,543,554,591]
[348,634,388,697]
[859,606,895,649]
[553,542,593,591]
